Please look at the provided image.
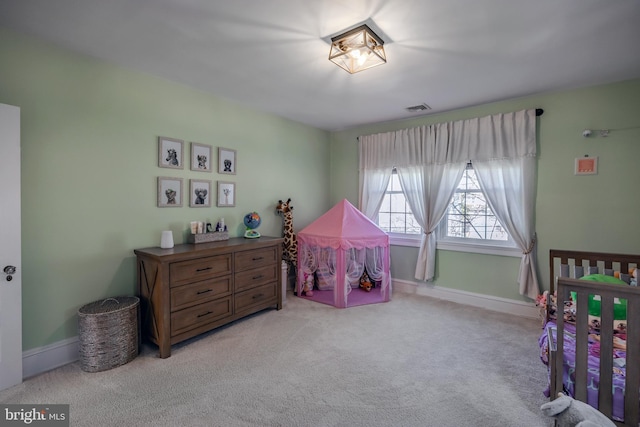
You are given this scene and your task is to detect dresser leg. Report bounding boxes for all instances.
[159,343,171,359]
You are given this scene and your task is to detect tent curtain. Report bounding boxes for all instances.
[358,109,540,298]
[365,246,391,300]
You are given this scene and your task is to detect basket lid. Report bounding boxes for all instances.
[78,296,139,315]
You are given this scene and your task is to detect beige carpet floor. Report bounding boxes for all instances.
[0,291,552,426]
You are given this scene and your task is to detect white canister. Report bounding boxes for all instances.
[160,230,174,249]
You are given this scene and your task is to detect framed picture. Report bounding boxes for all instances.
[575,156,598,175]
[218,147,237,175]
[190,142,212,172]
[157,177,183,207]
[158,136,184,169]
[189,179,212,207]
[217,181,236,207]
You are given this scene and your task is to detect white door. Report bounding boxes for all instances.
[0,103,22,391]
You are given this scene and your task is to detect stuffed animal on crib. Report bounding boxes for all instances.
[359,271,373,292]
[540,393,615,427]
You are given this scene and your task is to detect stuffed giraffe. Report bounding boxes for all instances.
[276,198,318,296]
[276,198,297,270]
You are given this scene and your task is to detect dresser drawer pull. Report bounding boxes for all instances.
[252,256,264,261]
[252,274,264,280]
[252,293,264,300]
[197,311,213,318]
[197,289,212,295]
[196,267,213,272]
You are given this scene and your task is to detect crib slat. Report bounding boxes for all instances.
[598,296,614,418]
[554,286,570,401]
[626,297,640,426]
[574,289,589,402]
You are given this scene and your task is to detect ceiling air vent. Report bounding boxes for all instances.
[405,103,432,113]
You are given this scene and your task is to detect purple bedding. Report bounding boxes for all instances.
[539,321,628,422]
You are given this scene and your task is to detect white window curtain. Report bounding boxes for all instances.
[358,133,395,218]
[358,109,540,299]
[394,126,466,281]
[473,157,539,299]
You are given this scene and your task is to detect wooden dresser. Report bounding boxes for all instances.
[134,236,283,358]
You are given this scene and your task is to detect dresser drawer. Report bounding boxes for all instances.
[235,283,277,313]
[169,254,232,287]
[235,264,277,292]
[171,297,232,337]
[170,276,232,312]
[235,246,278,271]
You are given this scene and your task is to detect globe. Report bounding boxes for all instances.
[243,212,261,238]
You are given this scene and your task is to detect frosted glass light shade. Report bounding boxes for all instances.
[329,24,386,74]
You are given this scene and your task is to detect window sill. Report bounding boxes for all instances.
[436,240,521,257]
[389,234,422,248]
[389,234,521,258]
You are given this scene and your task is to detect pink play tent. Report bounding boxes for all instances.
[296,199,391,308]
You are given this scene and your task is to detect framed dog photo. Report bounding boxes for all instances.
[157,177,183,207]
[190,142,212,172]
[218,147,237,175]
[189,179,212,207]
[217,181,236,207]
[158,136,184,169]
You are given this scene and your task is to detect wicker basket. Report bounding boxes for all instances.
[78,296,139,372]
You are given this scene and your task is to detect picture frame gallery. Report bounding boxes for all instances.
[156,136,237,209]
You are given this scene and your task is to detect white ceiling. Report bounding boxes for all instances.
[1,0,639,131]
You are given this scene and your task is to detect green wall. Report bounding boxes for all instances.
[0,28,331,351]
[330,79,640,301]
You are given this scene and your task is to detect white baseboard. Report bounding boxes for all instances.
[22,336,79,380]
[392,278,540,319]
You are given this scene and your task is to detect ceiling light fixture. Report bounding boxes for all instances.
[329,24,386,74]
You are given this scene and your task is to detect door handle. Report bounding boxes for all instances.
[3,265,16,281]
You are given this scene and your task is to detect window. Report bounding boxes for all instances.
[376,165,519,255]
[438,163,518,255]
[443,163,508,241]
[377,170,421,236]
